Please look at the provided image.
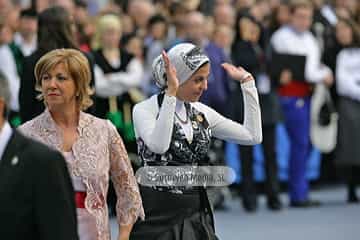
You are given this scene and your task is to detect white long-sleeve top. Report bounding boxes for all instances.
[133,80,262,154]
[336,48,360,102]
[270,25,332,83]
[94,58,143,97]
[13,32,37,57]
[0,45,20,111]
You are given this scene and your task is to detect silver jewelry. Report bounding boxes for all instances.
[175,111,188,124]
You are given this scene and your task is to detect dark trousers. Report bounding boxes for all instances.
[239,124,280,200]
[280,96,311,202]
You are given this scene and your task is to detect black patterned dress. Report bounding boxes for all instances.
[130,93,219,240]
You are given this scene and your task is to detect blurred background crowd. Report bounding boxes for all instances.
[0,0,359,214]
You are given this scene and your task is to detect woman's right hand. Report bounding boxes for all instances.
[162,50,179,96]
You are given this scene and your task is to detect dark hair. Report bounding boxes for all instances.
[74,0,88,8]
[37,6,78,54]
[20,8,38,18]
[337,17,360,47]
[121,32,138,46]
[233,11,259,42]
[147,14,167,29]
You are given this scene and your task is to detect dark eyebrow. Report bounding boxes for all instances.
[56,73,68,77]
[195,76,207,81]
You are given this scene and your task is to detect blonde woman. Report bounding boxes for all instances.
[19,49,144,240]
[92,14,143,153]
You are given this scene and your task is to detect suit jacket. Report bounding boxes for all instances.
[0,130,79,240]
[231,40,281,125]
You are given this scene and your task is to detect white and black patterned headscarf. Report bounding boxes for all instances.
[152,43,210,88]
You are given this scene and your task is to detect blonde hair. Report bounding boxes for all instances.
[92,14,122,50]
[34,48,94,110]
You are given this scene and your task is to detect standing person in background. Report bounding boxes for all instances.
[13,8,38,57]
[0,16,23,127]
[19,6,95,124]
[121,33,145,64]
[130,42,262,240]
[127,0,155,38]
[92,14,143,152]
[186,11,233,209]
[19,49,144,240]
[320,17,356,182]
[212,24,234,58]
[270,0,333,207]
[323,17,358,104]
[143,14,169,96]
[269,0,291,35]
[91,14,144,215]
[334,17,360,203]
[186,11,231,117]
[232,13,282,212]
[0,71,79,240]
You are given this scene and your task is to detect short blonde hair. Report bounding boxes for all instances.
[92,14,122,50]
[34,48,94,110]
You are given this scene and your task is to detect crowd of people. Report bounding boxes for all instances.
[0,0,359,239]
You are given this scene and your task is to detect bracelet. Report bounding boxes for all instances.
[240,73,252,83]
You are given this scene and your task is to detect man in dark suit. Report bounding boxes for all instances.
[0,71,79,240]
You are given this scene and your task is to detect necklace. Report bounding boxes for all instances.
[175,111,189,124]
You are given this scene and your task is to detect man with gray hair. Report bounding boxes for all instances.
[0,71,79,240]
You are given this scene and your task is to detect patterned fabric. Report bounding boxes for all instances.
[152,43,209,88]
[19,109,144,240]
[137,96,212,193]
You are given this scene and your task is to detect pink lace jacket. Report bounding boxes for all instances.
[19,109,145,240]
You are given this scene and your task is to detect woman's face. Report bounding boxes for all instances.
[151,22,167,40]
[125,37,143,60]
[238,17,260,43]
[41,62,77,111]
[336,21,353,46]
[101,26,121,48]
[176,63,210,102]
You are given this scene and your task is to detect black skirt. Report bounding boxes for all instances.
[130,186,219,240]
[336,97,360,166]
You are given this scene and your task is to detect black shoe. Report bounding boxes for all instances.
[347,193,359,203]
[267,197,283,211]
[290,199,321,208]
[242,196,258,213]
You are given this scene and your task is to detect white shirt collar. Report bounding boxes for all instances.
[0,121,13,160]
[175,99,184,111]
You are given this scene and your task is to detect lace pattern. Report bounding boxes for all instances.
[19,109,145,240]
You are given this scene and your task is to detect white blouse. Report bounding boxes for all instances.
[94,58,143,97]
[336,48,360,102]
[133,80,263,155]
[270,25,332,83]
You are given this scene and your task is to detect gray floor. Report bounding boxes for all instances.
[110,186,360,240]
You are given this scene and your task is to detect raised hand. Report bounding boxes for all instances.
[221,63,254,83]
[162,50,179,96]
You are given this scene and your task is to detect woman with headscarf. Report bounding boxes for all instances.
[130,43,262,240]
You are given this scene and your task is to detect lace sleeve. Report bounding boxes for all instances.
[107,121,145,226]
